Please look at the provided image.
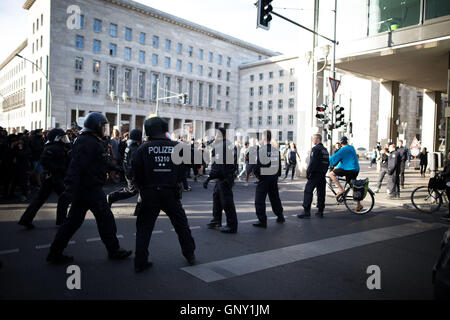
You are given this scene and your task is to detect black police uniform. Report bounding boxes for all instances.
[387,150,401,197]
[376,152,389,190]
[253,144,284,227]
[302,142,329,215]
[132,118,195,270]
[205,139,238,232]
[48,114,130,262]
[396,146,408,187]
[18,131,71,227]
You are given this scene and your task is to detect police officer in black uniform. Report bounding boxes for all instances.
[387,142,401,199]
[132,117,196,273]
[47,113,132,264]
[203,128,238,233]
[299,133,330,218]
[252,130,285,228]
[396,139,408,189]
[107,129,142,216]
[18,129,72,229]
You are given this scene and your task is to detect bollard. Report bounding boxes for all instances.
[429,152,439,178]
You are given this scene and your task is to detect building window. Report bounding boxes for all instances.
[278,99,283,109]
[75,57,83,70]
[258,116,262,126]
[290,68,295,75]
[188,62,193,73]
[198,65,203,76]
[41,14,43,26]
[259,73,263,80]
[226,57,231,67]
[151,73,159,100]
[268,84,273,95]
[188,46,193,57]
[267,116,272,125]
[249,102,253,111]
[75,35,84,49]
[165,57,171,69]
[218,54,222,65]
[39,100,42,112]
[258,86,263,96]
[217,99,222,110]
[93,60,100,73]
[176,59,182,71]
[278,115,283,125]
[124,69,132,97]
[249,117,253,127]
[177,78,183,95]
[208,52,213,62]
[109,65,117,94]
[94,19,102,32]
[140,32,146,45]
[279,70,284,77]
[208,84,213,107]
[288,115,294,125]
[139,50,145,63]
[279,83,284,93]
[188,81,193,104]
[278,131,282,141]
[152,36,159,48]
[198,83,203,106]
[40,35,43,48]
[226,101,230,112]
[93,40,101,53]
[177,43,182,54]
[258,101,262,110]
[208,67,213,77]
[137,71,145,99]
[109,43,117,56]
[125,28,132,41]
[79,15,85,28]
[287,131,293,141]
[124,47,131,61]
[226,86,230,97]
[289,82,295,92]
[110,24,117,37]
[217,85,222,95]
[217,69,222,79]
[250,75,254,82]
[92,80,100,94]
[152,54,158,65]
[289,98,294,108]
[268,100,273,110]
[269,71,274,79]
[250,87,254,97]
[75,78,83,93]
[165,39,171,51]
[226,72,231,81]
[164,76,171,103]
[198,49,204,60]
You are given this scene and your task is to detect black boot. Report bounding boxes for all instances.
[135,261,153,273]
[297,211,311,219]
[207,220,221,229]
[219,226,237,233]
[252,222,267,228]
[276,216,285,223]
[186,254,196,265]
[108,248,132,260]
[18,220,35,230]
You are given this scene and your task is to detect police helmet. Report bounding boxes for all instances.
[129,129,142,141]
[144,117,168,140]
[47,128,67,143]
[81,112,109,137]
[339,136,349,145]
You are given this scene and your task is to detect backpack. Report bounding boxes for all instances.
[352,178,369,201]
[428,176,446,190]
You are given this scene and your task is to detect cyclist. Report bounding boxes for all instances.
[328,136,362,211]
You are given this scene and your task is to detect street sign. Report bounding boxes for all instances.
[329,77,340,99]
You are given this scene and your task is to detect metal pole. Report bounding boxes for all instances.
[329,0,337,155]
[155,78,160,116]
[116,96,120,131]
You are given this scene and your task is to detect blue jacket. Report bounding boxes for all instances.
[329,145,360,171]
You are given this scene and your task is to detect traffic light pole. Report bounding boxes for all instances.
[329,0,337,155]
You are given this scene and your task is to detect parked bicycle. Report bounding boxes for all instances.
[411,175,448,213]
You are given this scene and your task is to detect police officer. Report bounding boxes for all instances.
[252,130,285,228]
[396,139,408,189]
[203,128,238,233]
[18,129,72,229]
[299,133,329,218]
[47,112,132,264]
[387,142,401,199]
[132,117,196,273]
[107,129,142,216]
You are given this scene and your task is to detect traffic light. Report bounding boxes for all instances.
[334,105,345,128]
[181,93,188,105]
[315,104,327,120]
[257,0,273,30]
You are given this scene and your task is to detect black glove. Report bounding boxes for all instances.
[203,179,209,189]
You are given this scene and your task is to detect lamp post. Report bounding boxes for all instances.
[109,91,128,132]
[15,53,52,129]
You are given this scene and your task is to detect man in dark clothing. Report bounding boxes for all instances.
[9,138,31,201]
[47,112,132,264]
[132,117,196,272]
[107,129,142,216]
[299,134,329,218]
[396,139,408,189]
[28,129,45,188]
[252,130,285,228]
[18,129,72,229]
[203,128,238,233]
[419,147,428,177]
[374,147,389,193]
[442,152,450,218]
[387,143,401,198]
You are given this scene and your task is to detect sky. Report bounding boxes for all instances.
[0,0,322,64]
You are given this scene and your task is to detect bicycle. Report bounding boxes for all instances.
[313,175,375,215]
[411,177,448,214]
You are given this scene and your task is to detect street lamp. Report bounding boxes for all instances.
[15,53,52,129]
[109,91,128,132]
[304,44,331,74]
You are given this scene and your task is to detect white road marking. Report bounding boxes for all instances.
[240,219,259,223]
[36,244,51,249]
[86,237,101,243]
[0,249,20,255]
[395,216,423,222]
[181,222,443,283]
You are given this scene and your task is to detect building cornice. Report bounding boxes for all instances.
[103,0,279,57]
[239,55,299,70]
[23,0,36,10]
[0,40,28,72]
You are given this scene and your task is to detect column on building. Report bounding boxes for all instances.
[377,81,399,145]
[421,91,441,152]
[168,117,174,133]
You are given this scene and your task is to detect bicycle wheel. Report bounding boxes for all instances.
[410,186,442,213]
[343,188,375,215]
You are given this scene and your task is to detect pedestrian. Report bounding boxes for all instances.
[252,130,285,228]
[373,147,389,193]
[419,147,428,177]
[441,151,450,218]
[132,117,196,272]
[47,112,132,264]
[9,137,31,202]
[204,128,238,233]
[299,134,329,218]
[18,129,72,229]
[109,128,121,183]
[396,139,408,189]
[107,129,143,216]
[237,141,249,180]
[387,143,401,199]
[28,129,45,188]
[283,142,300,180]
[369,146,378,168]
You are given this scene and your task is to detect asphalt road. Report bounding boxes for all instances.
[0,161,449,300]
